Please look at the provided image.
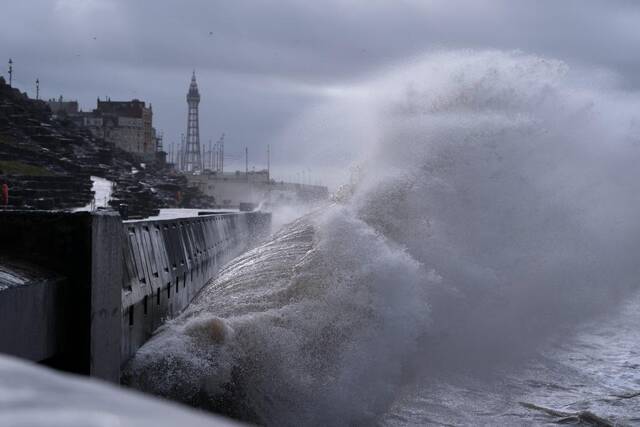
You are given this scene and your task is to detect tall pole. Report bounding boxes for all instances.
[35,79,39,100]
[180,133,185,171]
[206,142,209,170]
[8,59,13,87]
[216,140,220,172]
[213,141,218,172]
[220,133,224,173]
[245,147,249,180]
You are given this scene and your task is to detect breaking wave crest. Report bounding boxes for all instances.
[125,211,432,425]
[124,50,640,425]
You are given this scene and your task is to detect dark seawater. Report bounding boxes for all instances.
[381,292,640,426]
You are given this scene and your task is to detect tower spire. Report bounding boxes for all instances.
[183,70,202,173]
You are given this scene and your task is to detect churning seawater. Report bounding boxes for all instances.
[125,51,640,426]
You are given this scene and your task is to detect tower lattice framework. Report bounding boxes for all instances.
[183,71,202,172]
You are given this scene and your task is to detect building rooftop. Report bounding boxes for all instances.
[95,99,149,118]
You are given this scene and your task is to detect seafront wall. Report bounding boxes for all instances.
[120,211,270,364]
[0,209,270,383]
[0,211,122,380]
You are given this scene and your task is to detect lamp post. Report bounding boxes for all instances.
[35,78,39,100]
[8,59,13,86]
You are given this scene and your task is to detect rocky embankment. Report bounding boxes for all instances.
[0,76,214,218]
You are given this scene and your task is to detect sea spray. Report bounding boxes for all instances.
[350,50,640,369]
[125,50,640,425]
[126,211,432,425]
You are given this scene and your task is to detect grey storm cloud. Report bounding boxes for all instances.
[1,0,639,182]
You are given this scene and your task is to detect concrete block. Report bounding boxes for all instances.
[90,211,123,382]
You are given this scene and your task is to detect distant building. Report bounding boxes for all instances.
[67,98,158,161]
[188,170,328,208]
[47,96,79,116]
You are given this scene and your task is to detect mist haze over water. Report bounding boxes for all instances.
[125,51,640,425]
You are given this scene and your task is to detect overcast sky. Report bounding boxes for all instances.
[1,0,639,185]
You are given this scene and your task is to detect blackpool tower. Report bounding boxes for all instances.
[183,71,202,172]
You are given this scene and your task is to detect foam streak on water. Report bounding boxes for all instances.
[126,50,640,425]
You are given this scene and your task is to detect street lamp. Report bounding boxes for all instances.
[8,59,13,86]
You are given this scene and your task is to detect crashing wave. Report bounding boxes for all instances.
[125,50,640,425]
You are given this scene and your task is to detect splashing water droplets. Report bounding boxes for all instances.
[125,50,640,425]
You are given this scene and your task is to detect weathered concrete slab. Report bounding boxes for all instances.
[0,259,66,362]
[0,210,92,375]
[0,211,110,379]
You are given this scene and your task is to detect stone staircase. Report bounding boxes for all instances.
[0,76,216,218]
[0,175,93,210]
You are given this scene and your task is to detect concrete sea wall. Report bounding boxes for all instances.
[0,209,270,383]
[0,211,122,380]
[121,211,270,364]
